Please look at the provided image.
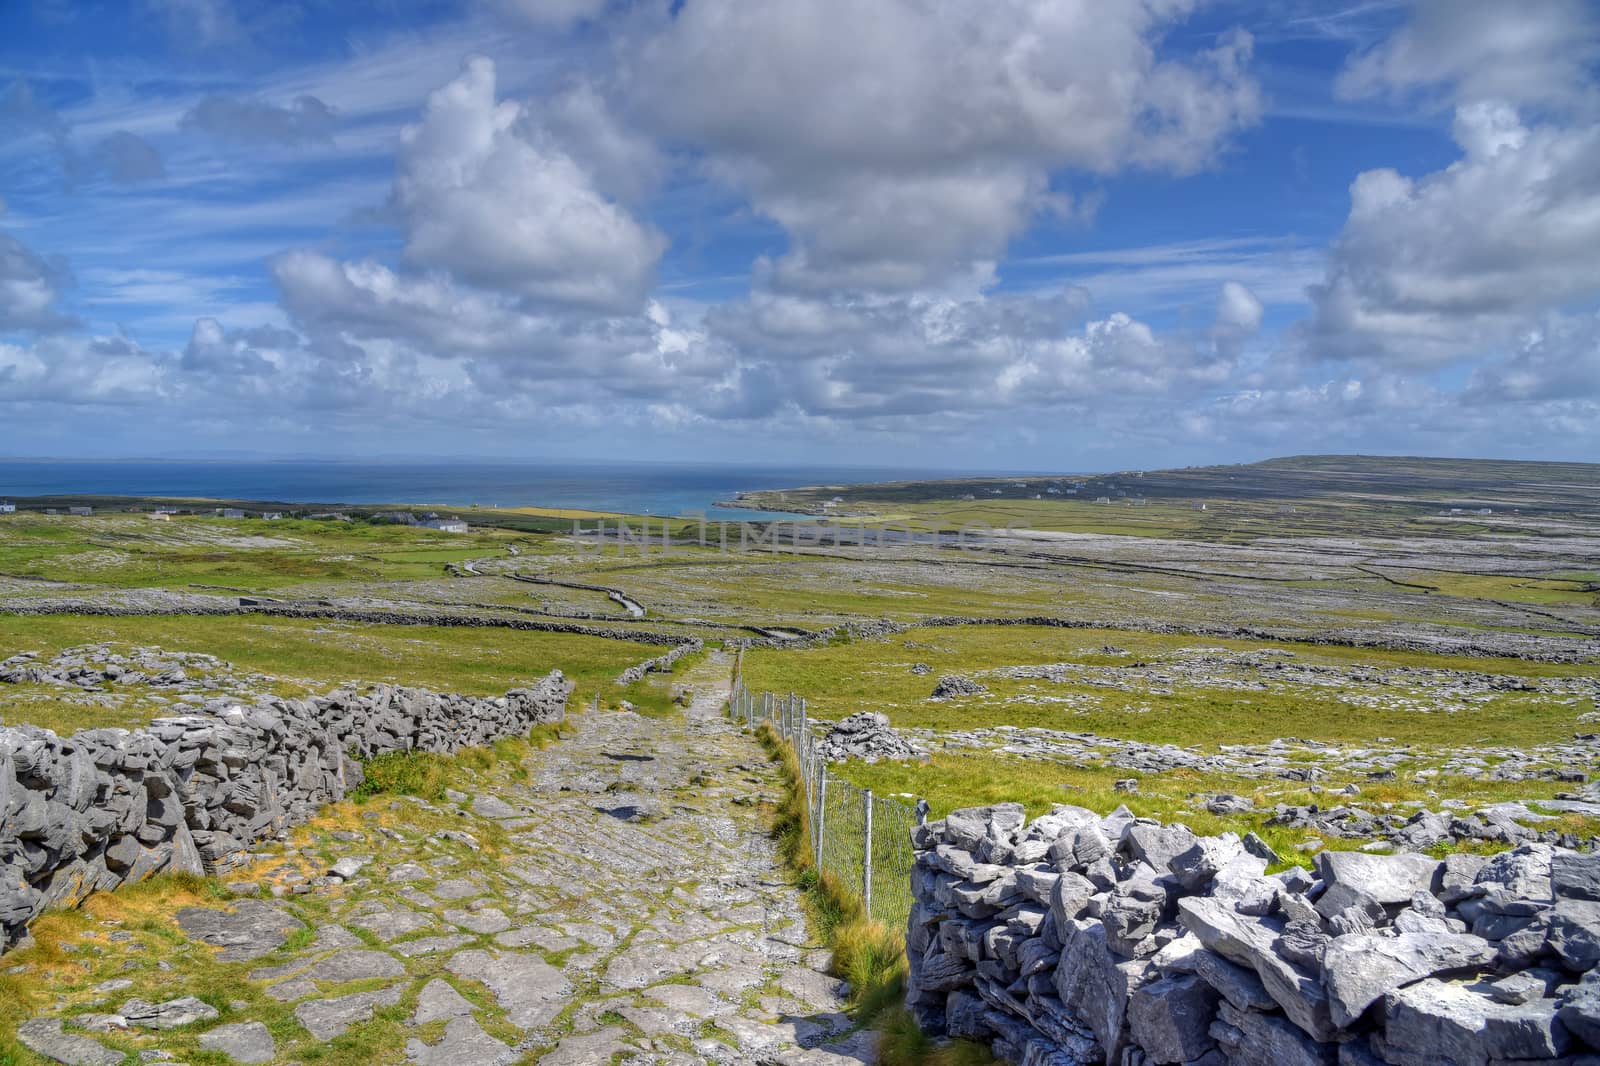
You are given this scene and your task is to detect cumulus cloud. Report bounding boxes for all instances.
[393,57,665,311]
[182,94,337,144]
[0,232,78,332]
[1211,281,1263,357]
[700,285,1229,422]
[627,0,1261,292]
[1464,312,1600,403]
[1338,0,1600,111]
[1307,101,1600,366]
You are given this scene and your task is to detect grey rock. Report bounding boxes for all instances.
[1192,947,1275,1012]
[1557,980,1600,1047]
[406,1015,514,1066]
[175,901,304,962]
[1124,824,1198,874]
[930,675,986,699]
[198,1022,276,1063]
[119,996,220,1030]
[1315,850,1440,906]
[470,794,519,819]
[303,949,405,984]
[413,979,478,1025]
[15,1018,125,1066]
[1169,835,1245,893]
[1474,843,1555,902]
[1383,978,1569,1066]
[1054,920,1150,1065]
[1438,852,1490,903]
[328,856,371,880]
[347,906,434,942]
[816,712,921,763]
[1548,898,1600,970]
[294,986,404,1040]
[1322,930,1497,1026]
[1209,1001,1335,1066]
[1553,851,1600,902]
[1127,973,1219,1064]
[447,949,570,1030]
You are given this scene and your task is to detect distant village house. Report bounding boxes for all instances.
[0,501,14,514]
[219,508,245,519]
[424,517,469,533]
[149,511,171,522]
[68,506,93,516]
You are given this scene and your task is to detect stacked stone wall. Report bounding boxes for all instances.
[907,802,1600,1066]
[0,671,572,947]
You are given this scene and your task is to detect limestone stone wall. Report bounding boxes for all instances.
[906,802,1600,1066]
[0,671,572,948]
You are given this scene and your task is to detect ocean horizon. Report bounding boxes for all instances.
[0,458,1031,521]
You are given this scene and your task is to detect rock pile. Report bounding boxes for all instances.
[0,671,572,948]
[816,712,923,763]
[932,675,988,699]
[1268,801,1596,852]
[907,802,1600,1066]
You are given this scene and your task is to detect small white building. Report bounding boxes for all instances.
[220,508,245,519]
[262,512,284,521]
[148,512,171,522]
[1095,496,1111,505]
[68,506,93,516]
[425,517,469,533]
[0,501,14,514]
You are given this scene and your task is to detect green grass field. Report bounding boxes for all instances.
[741,624,1592,747]
[0,614,682,735]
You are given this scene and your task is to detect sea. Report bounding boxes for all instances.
[0,459,1014,521]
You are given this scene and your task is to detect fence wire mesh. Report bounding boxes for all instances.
[728,673,923,929]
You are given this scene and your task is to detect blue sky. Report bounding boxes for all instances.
[1,0,1597,468]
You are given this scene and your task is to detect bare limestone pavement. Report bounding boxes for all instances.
[13,650,876,1065]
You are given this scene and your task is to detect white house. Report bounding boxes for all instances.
[0,501,15,514]
[68,506,93,516]
[425,517,469,533]
[149,512,171,522]
[1095,496,1111,504]
[220,508,245,519]
[262,512,284,521]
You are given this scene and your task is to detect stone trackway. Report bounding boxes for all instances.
[15,650,877,1065]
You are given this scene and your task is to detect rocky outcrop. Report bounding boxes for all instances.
[906,804,1600,1066]
[0,671,572,949]
[931,674,988,699]
[816,712,924,763]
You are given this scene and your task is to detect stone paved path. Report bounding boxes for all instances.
[11,650,877,1065]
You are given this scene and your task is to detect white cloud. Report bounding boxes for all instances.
[627,0,1261,292]
[1464,312,1600,403]
[1337,0,1600,110]
[0,232,77,332]
[394,57,665,311]
[1308,101,1600,366]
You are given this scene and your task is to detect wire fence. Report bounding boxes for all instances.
[727,658,924,930]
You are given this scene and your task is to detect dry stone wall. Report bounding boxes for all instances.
[0,670,572,948]
[907,802,1600,1066]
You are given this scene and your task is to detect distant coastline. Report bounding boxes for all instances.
[0,458,1014,521]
